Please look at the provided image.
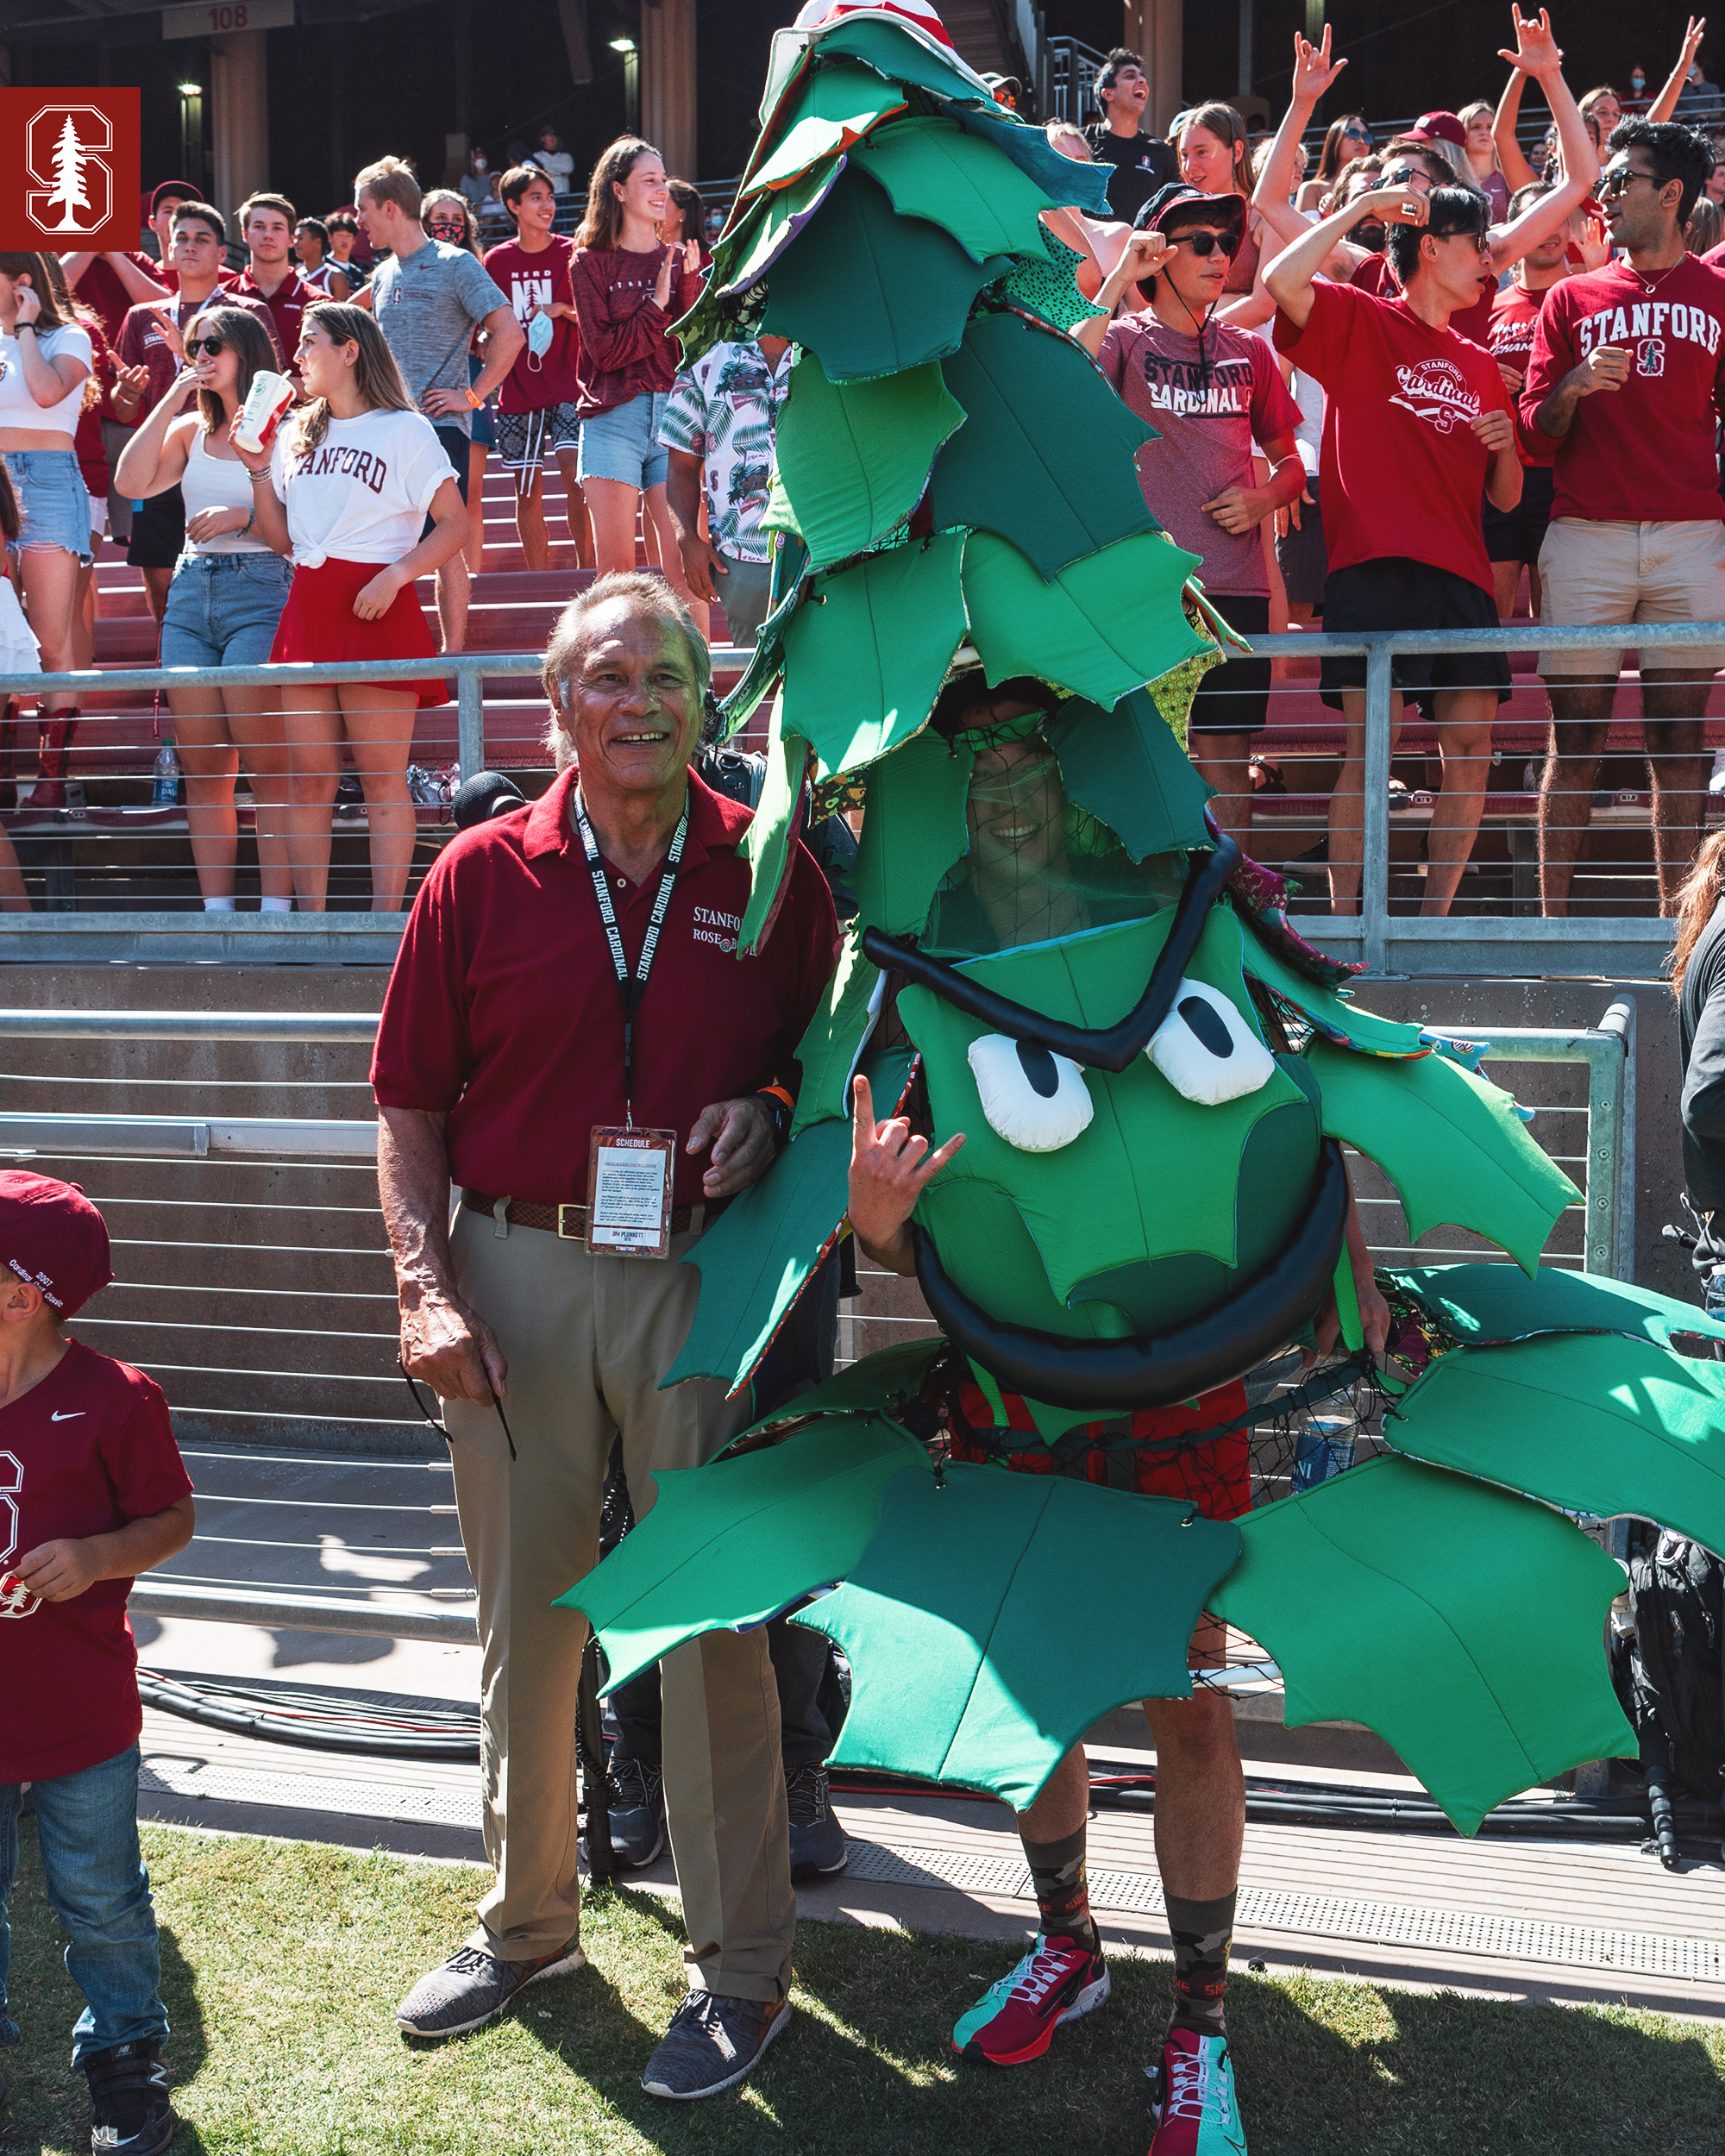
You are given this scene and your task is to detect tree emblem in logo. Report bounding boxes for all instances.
[1636,335,1666,378]
[24,105,113,238]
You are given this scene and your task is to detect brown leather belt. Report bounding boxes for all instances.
[461,1189,728,1241]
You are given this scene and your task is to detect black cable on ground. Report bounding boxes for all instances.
[137,1670,480,1764]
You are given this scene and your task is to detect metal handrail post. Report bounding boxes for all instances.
[1597,997,1638,1281]
[456,663,486,785]
[1361,638,1392,975]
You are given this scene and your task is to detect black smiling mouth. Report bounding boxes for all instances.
[862,835,1239,1075]
[913,1138,1350,1411]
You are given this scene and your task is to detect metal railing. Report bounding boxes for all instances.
[1,621,1716,977]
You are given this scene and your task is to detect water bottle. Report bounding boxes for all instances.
[1291,1416,1355,1493]
[153,738,181,806]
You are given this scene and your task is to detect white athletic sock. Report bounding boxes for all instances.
[203,896,236,912]
[260,896,294,912]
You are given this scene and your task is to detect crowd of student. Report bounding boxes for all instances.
[2,8,1724,928]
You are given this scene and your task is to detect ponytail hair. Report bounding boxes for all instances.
[1672,826,1725,996]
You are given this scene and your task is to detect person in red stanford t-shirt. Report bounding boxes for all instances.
[1080,185,1306,851]
[0,1172,193,2154]
[1269,182,1522,917]
[484,166,592,570]
[1521,117,1725,914]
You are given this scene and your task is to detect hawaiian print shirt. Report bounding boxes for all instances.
[658,340,792,565]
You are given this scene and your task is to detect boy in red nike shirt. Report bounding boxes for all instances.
[1521,117,1725,912]
[0,1174,193,2156]
[1268,182,1522,918]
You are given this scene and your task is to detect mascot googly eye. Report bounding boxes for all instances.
[1147,980,1276,1106]
[967,1034,1094,1153]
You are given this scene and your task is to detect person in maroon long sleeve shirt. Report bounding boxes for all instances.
[569,137,704,594]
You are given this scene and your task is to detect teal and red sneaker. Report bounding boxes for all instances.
[951,1933,1109,2065]
[1147,2028,1248,2155]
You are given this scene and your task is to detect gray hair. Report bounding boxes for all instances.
[541,573,712,770]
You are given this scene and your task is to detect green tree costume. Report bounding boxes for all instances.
[560,9,1725,1838]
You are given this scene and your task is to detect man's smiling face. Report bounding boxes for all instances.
[559,604,702,799]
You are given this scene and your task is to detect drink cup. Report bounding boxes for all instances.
[234,369,293,458]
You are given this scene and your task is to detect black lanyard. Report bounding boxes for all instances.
[573,787,688,1122]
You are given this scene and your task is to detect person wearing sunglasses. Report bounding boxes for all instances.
[113,204,284,629]
[113,306,296,912]
[1522,117,1725,915]
[1295,112,1374,213]
[1268,181,1523,919]
[1274,11,1595,354]
[1079,184,1305,850]
[233,191,314,395]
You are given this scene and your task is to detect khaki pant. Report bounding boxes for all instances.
[443,1202,794,2001]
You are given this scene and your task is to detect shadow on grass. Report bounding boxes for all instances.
[1,1816,207,2156]
[519,1887,1725,2156]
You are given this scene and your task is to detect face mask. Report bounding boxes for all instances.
[474,157,487,172]
[527,310,555,357]
[1631,74,1646,92]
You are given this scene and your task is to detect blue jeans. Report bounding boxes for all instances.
[0,1743,167,2065]
[160,549,294,669]
[577,390,669,490]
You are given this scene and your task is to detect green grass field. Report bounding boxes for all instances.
[2,1822,1722,2155]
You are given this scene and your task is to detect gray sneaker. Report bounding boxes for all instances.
[640,1989,792,2100]
[787,1761,848,1881]
[396,1940,584,2039]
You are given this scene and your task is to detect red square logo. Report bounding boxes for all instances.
[0,90,141,251]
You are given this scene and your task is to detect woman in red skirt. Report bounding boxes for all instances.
[241,301,467,911]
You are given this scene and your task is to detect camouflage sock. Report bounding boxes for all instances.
[1020,1824,1098,1953]
[1165,1890,1235,2037]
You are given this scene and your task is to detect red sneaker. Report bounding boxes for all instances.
[950,1933,1109,2065]
[1147,2027,1249,2154]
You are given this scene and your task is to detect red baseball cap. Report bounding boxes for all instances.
[1408,111,1467,147]
[149,179,202,217]
[0,1172,113,1318]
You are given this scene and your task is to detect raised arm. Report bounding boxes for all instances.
[1649,15,1708,123]
[1251,26,1352,249]
[1071,229,1167,355]
[1264,186,1427,328]
[61,250,172,308]
[12,285,88,407]
[112,380,198,499]
[1492,43,1539,190]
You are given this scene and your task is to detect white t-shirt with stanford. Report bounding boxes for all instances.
[0,322,93,442]
[270,406,457,567]
[1520,254,1725,523]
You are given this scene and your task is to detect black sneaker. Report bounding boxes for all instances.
[84,2040,174,2156]
[641,1989,792,2100]
[593,1758,667,1871]
[786,1761,848,1880]
[395,1940,584,2040]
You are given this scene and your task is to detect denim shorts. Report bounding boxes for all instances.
[578,390,668,490]
[6,448,92,563]
[160,550,294,669]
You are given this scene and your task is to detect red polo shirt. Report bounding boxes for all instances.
[371,767,838,1207]
[233,266,314,386]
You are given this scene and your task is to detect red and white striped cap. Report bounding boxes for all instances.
[793,0,957,49]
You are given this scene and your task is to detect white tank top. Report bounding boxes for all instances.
[180,423,272,552]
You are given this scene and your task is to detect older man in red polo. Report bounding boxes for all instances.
[372,570,835,2098]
